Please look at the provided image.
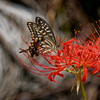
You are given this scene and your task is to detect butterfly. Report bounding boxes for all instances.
[19,17,57,57]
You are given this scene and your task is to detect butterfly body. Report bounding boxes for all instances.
[20,17,57,57]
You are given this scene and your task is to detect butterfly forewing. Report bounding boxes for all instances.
[36,17,56,44]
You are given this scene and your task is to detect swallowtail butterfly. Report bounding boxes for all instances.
[19,17,57,57]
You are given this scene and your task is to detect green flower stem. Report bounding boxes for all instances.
[80,80,87,100]
[63,68,76,74]
[72,65,77,72]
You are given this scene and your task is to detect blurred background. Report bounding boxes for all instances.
[0,0,100,100]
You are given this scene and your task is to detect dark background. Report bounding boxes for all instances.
[0,0,100,100]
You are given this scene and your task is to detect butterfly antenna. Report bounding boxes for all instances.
[19,48,29,53]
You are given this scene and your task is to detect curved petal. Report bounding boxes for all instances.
[82,66,87,82]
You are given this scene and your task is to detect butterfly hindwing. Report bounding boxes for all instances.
[27,22,43,40]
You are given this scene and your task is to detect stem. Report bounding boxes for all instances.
[80,80,87,100]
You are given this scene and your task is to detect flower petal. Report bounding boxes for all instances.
[82,66,87,82]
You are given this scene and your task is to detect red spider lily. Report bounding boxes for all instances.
[73,20,100,82]
[14,20,100,84]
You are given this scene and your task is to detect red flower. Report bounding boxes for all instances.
[74,20,100,81]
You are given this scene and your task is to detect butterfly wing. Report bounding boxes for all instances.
[27,22,57,54]
[35,17,56,45]
[27,22,43,41]
[19,22,41,57]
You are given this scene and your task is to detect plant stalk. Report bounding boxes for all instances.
[80,80,87,100]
